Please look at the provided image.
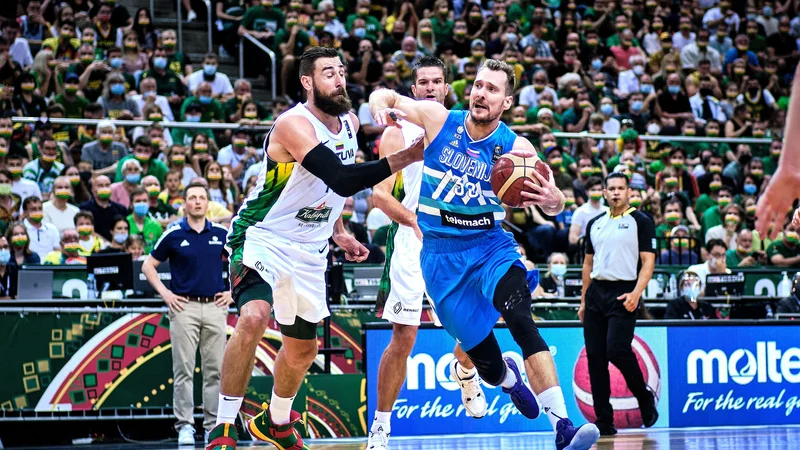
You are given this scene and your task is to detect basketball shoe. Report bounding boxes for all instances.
[555,418,600,450]
[501,357,540,419]
[247,403,309,450]
[205,423,238,450]
[449,359,487,418]
[366,422,389,450]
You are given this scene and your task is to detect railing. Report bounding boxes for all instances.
[11,116,273,131]
[239,34,277,100]
[150,0,213,54]
[550,131,772,145]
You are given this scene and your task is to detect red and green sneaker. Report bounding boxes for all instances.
[247,403,309,450]
[206,422,239,450]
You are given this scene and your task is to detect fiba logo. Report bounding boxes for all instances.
[687,342,800,385]
[573,335,661,428]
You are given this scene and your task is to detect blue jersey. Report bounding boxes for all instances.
[418,110,519,239]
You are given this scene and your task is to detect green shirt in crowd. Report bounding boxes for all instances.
[114,155,169,185]
[127,214,164,255]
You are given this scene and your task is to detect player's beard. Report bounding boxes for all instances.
[469,101,500,125]
[312,81,352,117]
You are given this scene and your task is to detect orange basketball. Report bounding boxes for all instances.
[490,155,549,207]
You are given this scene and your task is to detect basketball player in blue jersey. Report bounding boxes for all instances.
[369,60,600,450]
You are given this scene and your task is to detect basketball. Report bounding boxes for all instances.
[572,335,662,429]
[490,154,549,207]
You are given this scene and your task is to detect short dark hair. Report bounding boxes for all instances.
[84,103,104,115]
[299,46,340,78]
[719,184,734,196]
[74,210,95,225]
[585,176,603,191]
[412,55,447,84]
[185,181,210,197]
[134,135,152,148]
[705,238,728,253]
[605,172,629,186]
[130,188,148,204]
[477,59,515,95]
[22,196,42,211]
[669,147,687,158]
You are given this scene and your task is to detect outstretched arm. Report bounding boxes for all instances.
[368,88,449,140]
[271,115,424,198]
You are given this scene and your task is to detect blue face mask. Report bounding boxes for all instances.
[354,27,366,38]
[114,232,128,244]
[109,57,123,69]
[631,100,644,112]
[682,285,702,302]
[153,57,167,69]
[203,64,217,76]
[199,95,212,105]
[133,202,149,217]
[126,173,141,184]
[591,59,602,71]
[551,263,567,277]
[0,249,10,265]
[763,6,773,16]
[640,83,653,94]
[668,85,681,95]
[186,115,201,122]
[600,104,614,115]
[110,83,126,96]
[743,183,757,195]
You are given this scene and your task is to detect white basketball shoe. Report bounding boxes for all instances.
[366,423,390,450]
[450,359,487,418]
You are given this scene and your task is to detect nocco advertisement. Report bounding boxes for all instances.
[365,324,800,435]
[365,326,670,435]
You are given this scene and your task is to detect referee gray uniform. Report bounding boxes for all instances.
[583,207,656,433]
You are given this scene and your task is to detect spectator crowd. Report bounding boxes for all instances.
[0,0,799,302]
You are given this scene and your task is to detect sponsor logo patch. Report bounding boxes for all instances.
[296,203,333,224]
[440,210,494,230]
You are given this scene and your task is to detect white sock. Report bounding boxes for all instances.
[268,389,295,425]
[500,362,517,389]
[372,410,392,431]
[456,362,476,380]
[538,386,568,432]
[216,394,244,425]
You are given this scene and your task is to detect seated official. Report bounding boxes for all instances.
[664,271,718,320]
[686,239,731,293]
[532,252,568,298]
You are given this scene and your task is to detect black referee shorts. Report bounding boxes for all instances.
[585,279,638,316]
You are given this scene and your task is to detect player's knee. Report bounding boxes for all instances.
[464,333,505,386]
[389,324,418,356]
[504,310,549,359]
[236,304,271,340]
[285,339,319,368]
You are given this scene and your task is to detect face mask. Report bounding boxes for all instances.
[682,285,702,303]
[632,64,644,76]
[0,184,11,195]
[549,157,563,167]
[665,177,679,187]
[455,29,467,37]
[718,198,731,208]
[41,154,57,163]
[504,33,517,44]
[342,211,354,220]
[709,180,722,191]
[589,192,603,201]
[186,115,201,123]
[591,147,599,156]
[750,168,764,178]
[244,110,258,119]
[512,118,526,125]
[668,85,680,95]
[0,129,11,139]
[199,95,212,105]
[315,21,326,30]
[110,83,125,96]
[684,129,696,136]
[12,236,28,247]
[550,263,567,277]
[565,199,576,207]
[470,12,482,20]
[404,51,417,59]
[665,211,681,223]
[580,167,594,177]
[725,214,740,226]
[781,25,791,33]
[77,225,94,236]
[706,129,719,137]
[65,84,79,95]
[588,59,602,72]
[354,27,366,38]
[153,57,167,69]
[746,205,757,216]
[600,104,613,116]
[772,147,781,158]
[125,173,141,184]
[146,185,160,197]
[148,113,163,123]
[114,232,128,244]
[538,100,552,109]
[28,212,44,223]
[472,50,484,59]
[99,134,115,145]
[63,242,82,253]
[709,166,722,174]
[233,138,247,149]
[134,153,150,163]
[194,142,208,153]
[743,183,757,195]
[133,202,149,217]
[0,249,10,265]
[641,84,653,95]
[786,231,800,244]
[385,73,397,81]
[629,198,642,208]
[286,19,298,27]
[172,154,186,164]
[124,42,138,50]
[54,188,71,199]
[207,173,223,181]
[753,130,765,138]
[594,81,605,89]
[671,161,684,170]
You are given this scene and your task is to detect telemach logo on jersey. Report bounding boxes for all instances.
[296,202,334,226]
[441,210,494,230]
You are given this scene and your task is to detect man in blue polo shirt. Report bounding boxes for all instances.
[142,182,231,446]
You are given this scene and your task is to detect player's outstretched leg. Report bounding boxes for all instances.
[493,265,599,450]
[463,332,539,419]
[450,344,487,418]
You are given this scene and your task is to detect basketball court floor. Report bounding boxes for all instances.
[14,426,795,450]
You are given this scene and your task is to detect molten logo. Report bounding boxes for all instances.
[686,342,800,385]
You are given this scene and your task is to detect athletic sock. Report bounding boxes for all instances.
[216,394,244,426]
[268,389,295,425]
[500,362,517,389]
[538,386,568,432]
[372,411,392,432]
[456,362,476,380]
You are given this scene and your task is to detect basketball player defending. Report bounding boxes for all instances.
[369,60,600,450]
[205,47,424,450]
[369,56,486,450]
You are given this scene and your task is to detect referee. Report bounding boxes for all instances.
[579,172,658,436]
[142,182,231,446]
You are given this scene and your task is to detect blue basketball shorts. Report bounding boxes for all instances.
[420,227,529,351]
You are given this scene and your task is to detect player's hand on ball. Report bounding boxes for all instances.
[509,149,536,158]
[374,108,406,128]
[334,233,370,262]
[520,164,564,214]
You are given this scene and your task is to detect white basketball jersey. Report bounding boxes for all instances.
[395,120,424,212]
[227,103,358,245]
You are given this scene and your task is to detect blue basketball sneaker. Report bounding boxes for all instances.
[501,357,540,419]
[555,418,600,450]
